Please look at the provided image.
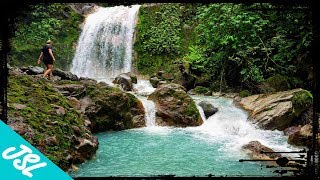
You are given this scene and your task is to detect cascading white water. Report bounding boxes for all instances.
[137,95,157,127]
[70,5,140,82]
[191,96,299,155]
[133,79,156,96]
[133,80,157,127]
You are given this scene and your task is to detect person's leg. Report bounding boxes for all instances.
[47,64,53,80]
[43,64,51,78]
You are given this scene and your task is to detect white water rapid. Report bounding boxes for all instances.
[70,5,140,82]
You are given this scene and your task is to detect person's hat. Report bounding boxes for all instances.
[46,40,52,44]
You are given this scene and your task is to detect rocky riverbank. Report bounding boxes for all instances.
[7,66,146,171]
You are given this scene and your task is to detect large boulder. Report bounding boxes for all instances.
[20,66,44,75]
[198,101,218,118]
[149,76,161,88]
[83,83,145,132]
[52,68,79,81]
[113,73,133,91]
[237,88,313,130]
[287,124,313,147]
[148,83,203,127]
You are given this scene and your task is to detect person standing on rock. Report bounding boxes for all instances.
[37,40,56,80]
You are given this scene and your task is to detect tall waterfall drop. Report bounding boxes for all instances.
[71,5,140,81]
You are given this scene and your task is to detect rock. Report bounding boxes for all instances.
[237,88,313,130]
[113,73,133,91]
[7,73,99,171]
[12,103,27,110]
[192,86,211,96]
[161,73,174,80]
[53,84,85,96]
[288,124,313,147]
[9,67,24,76]
[283,126,301,136]
[45,136,58,146]
[157,70,164,77]
[52,68,79,81]
[51,104,66,116]
[8,116,35,141]
[149,76,161,88]
[158,81,167,86]
[71,164,79,171]
[21,66,44,75]
[69,3,98,16]
[72,125,82,136]
[198,101,218,118]
[242,141,282,160]
[80,96,94,113]
[84,85,145,132]
[125,72,137,84]
[66,154,73,163]
[84,119,92,128]
[76,138,99,160]
[68,97,81,110]
[148,83,203,127]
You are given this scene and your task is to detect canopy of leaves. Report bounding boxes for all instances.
[184,3,312,91]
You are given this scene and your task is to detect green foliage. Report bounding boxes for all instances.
[239,90,251,98]
[135,4,199,75]
[265,74,291,91]
[194,86,210,94]
[183,3,312,90]
[10,3,83,70]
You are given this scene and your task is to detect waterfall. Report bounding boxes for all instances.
[133,80,157,127]
[70,5,140,81]
[137,95,157,127]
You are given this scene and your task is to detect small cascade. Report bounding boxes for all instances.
[133,79,156,96]
[70,5,140,81]
[136,95,157,127]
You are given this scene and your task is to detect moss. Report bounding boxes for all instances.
[8,74,89,169]
[239,90,251,98]
[265,74,291,91]
[194,86,210,94]
[183,103,200,122]
[292,90,313,116]
[134,4,197,76]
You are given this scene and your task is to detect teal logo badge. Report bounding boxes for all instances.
[0,120,73,179]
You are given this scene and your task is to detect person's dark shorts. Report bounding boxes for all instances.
[44,58,53,65]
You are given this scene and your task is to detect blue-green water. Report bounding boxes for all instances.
[71,96,299,177]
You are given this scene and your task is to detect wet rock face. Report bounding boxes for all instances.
[237,88,313,130]
[242,141,282,160]
[287,124,313,147]
[148,83,203,127]
[198,101,218,118]
[113,73,133,91]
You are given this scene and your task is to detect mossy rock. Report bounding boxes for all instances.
[148,83,203,127]
[292,90,313,116]
[265,74,291,92]
[84,84,145,132]
[7,73,97,170]
[194,86,211,95]
[239,90,251,98]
